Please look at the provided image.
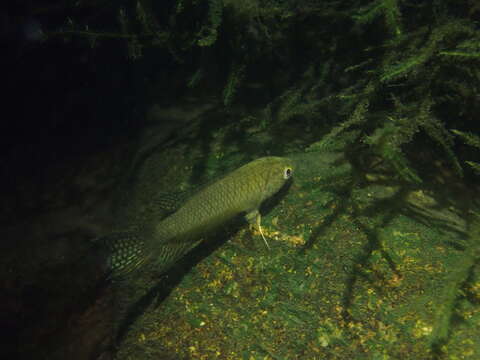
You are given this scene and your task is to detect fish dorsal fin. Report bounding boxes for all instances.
[184,157,259,197]
[151,163,240,215]
[149,177,221,215]
[149,190,190,214]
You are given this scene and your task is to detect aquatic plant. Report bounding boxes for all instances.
[44,0,479,182]
[451,129,480,175]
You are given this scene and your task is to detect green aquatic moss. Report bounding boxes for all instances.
[353,0,403,36]
[452,129,480,175]
[222,62,245,106]
[197,0,223,47]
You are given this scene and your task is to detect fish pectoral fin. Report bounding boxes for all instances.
[245,209,258,224]
[245,210,270,250]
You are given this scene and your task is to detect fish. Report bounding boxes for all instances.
[97,156,294,279]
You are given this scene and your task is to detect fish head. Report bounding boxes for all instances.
[259,156,294,198]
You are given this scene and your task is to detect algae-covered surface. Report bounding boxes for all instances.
[111,113,480,360]
[2,99,478,360]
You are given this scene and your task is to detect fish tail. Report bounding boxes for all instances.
[91,227,155,280]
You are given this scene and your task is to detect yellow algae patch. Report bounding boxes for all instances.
[252,226,306,246]
[412,319,433,338]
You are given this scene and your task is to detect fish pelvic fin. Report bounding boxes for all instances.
[246,209,270,250]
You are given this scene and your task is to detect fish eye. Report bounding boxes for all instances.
[283,167,292,179]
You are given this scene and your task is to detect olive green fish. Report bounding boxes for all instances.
[97,156,293,279]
